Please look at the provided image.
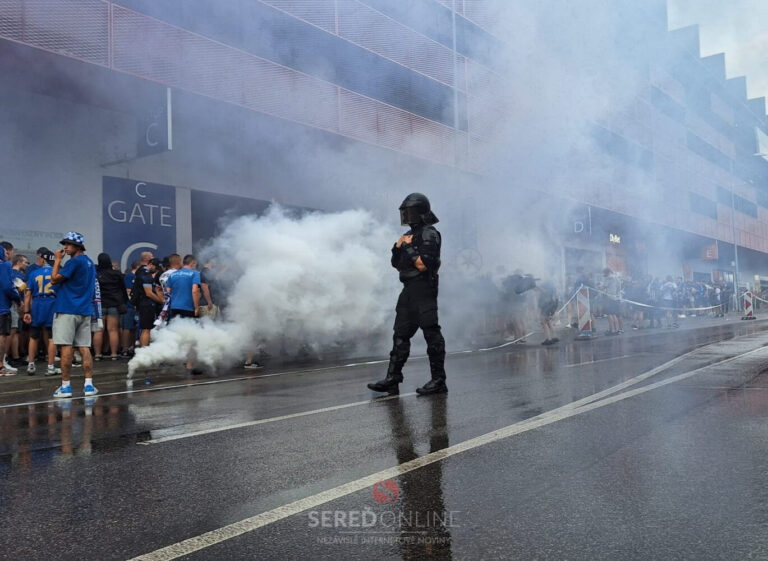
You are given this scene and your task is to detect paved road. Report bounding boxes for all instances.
[1,317,767,560]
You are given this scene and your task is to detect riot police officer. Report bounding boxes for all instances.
[367,193,447,396]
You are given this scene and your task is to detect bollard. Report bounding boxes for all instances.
[742,291,757,320]
[576,286,594,340]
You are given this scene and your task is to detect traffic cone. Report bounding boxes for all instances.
[742,291,757,320]
[576,286,594,340]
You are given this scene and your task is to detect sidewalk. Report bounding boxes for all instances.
[472,308,768,349]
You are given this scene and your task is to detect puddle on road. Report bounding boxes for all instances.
[0,395,151,472]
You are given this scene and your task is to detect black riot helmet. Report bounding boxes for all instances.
[399,193,439,226]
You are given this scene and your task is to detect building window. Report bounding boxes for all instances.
[689,193,717,220]
[717,186,758,218]
[592,126,654,172]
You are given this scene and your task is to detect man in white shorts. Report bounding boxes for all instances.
[51,232,97,398]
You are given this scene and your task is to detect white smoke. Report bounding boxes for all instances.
[128,206,399,375]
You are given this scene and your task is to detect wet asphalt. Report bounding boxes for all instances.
[1,314,768,560]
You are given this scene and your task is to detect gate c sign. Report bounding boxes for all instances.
[102,176,177,271]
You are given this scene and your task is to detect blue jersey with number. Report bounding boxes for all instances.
[29,265,56,327]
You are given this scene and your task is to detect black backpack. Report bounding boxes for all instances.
[130,272,145,306]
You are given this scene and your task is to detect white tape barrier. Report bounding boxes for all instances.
[587,286,722,313]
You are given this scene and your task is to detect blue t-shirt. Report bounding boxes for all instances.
[54,254,96,316]
[28,265,56,327]
[166,268,201,312]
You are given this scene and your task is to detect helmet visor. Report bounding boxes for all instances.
[400,207,423,226]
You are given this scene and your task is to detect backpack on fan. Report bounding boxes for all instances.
[130,273,144,307]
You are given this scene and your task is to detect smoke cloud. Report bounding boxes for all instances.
[128,206,398,374]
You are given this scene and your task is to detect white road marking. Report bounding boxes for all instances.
[478,332,535,351]
[140,393,418,444]
[139,347,704,445]
[563,353,647,367]
[0,344,492,409]
[128,344,768,561]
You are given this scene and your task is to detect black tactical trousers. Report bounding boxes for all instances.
[388,277,446,381]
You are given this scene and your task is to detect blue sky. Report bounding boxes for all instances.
[667,0,768,103]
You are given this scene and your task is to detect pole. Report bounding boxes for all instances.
[451,0,460,166]
[730,158,740,312]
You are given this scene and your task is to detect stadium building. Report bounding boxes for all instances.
[1,0,768,291]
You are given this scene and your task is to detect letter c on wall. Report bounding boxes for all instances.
[121,242,158,273]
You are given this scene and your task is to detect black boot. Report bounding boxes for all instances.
[367,370,403,394]
[416,378,447,395]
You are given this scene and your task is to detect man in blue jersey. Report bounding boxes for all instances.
[21,247,51,362]
[0,242,21,376]
[51,232,97,398]
[6,254,29,368]
[22,250,60,376]
[120,260,141,358]
[166,254,202,374]
[166,254,201,320]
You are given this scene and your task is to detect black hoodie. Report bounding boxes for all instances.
[96,254,128,309]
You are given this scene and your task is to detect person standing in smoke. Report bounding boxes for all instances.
[367,193,447,396]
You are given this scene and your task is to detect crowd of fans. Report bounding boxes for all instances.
[575,269,733,333]
[0,240,263,383]
[471,266,740,347]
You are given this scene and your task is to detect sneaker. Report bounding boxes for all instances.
[244,362,263,370]
[53,385,73,398]
[46,365,61,376]
[94,355,102,362]
[83,384,98,396]
[3,361,18,373]
[0,367,12,377]
[110,355,119,361]
[26,363,36,375]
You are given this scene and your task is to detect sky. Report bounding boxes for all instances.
[667,0,768,104]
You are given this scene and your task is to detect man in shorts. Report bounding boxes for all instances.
[7,254,29,367]
[51,232,97,398]
[133,254,164,347]
[0,242,21,376]
[23,250,60,376]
